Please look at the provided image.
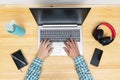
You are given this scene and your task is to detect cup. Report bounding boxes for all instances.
[6,21,25,36]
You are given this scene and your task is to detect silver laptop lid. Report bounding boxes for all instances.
[30,8,91,26]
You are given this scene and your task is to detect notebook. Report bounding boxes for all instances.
[11,50,28,70]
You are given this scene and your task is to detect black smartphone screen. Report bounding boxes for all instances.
[90,48,103,66]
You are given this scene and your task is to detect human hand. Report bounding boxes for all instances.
[63,38,80,60]
[37,39,53,60]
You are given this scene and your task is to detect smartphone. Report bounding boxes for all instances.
[90,48,103,66]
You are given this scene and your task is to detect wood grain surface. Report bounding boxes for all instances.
[0,5,120,80]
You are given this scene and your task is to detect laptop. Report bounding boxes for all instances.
[30,8,91,56]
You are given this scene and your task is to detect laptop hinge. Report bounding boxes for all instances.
[42,24,78,28]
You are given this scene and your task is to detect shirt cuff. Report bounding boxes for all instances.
[74,55,84,65]
[32,57,43,66]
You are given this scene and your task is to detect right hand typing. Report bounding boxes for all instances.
[63,38,80,59]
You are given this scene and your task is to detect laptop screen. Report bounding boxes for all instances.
[30,8,91,26]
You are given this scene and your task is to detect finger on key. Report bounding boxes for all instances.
[70,38,75,47]
[67,39,73,48]
[64,41,71,50]
[45,39,50,47]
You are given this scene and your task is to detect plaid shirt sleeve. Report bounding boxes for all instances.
[24,57,43,80]
[74,55,93,80]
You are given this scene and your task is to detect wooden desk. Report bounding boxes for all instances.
[0,5,120,80]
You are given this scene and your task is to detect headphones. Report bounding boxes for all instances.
[93,22,116,46]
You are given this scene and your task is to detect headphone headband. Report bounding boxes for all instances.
[96,22,116,39]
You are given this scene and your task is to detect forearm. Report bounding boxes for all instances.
[74,55,93,80]
[24,58,43,80]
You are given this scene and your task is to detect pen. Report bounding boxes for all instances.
[20,69,23,72]
[11,55,26,65]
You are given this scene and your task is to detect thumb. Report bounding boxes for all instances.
[48,47,54,56]
[63,47,70,56]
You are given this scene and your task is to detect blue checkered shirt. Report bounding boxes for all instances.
[24,58,43,80]
[74,56,93,80]
[24,55,93,80]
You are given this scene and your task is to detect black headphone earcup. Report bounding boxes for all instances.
[99,37,111,45]
[93,29,104,40]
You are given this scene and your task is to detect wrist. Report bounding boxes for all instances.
[72,54,80,60]
[36,54,45,60]
[35,57,43,61]
[73,55,81,60]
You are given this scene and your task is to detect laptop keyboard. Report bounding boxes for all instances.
[40,29,80,42]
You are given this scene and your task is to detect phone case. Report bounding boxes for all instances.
[90,48,103,66]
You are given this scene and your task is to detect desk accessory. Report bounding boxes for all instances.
[92,22,116,46]
[11,50,28,71]
[5,20,25,36]
[90,48,103,67]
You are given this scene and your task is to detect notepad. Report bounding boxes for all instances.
[11,50,28,70]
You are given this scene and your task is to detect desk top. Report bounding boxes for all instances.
[0,5,120,80]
